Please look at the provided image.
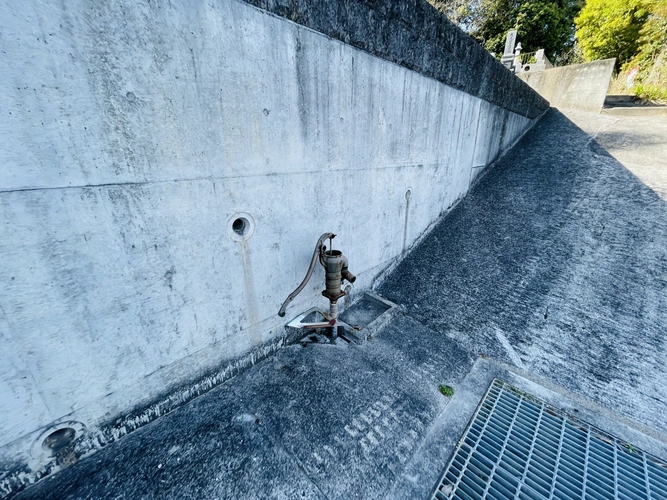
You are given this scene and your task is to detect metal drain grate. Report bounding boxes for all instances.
[432,379,667,500]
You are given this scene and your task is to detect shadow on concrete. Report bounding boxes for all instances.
[595,130,667,150]
[380,108,667,434]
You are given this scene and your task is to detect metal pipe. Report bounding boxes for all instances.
[278,232,335,317]
[329,301,338,338]
[329,301,338,319]
[295,319,336,329]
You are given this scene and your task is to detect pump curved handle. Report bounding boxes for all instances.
[278,233,335,317]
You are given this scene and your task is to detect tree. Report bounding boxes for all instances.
[427,0,483,31]
[574,0,650,68]
[473,0,583,61]
[428,0,584,63]
[627,0,667,70]
[625,0,667,97]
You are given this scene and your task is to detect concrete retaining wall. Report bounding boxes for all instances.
[242,0,548,119]
[0,0,547,493]
[518,59,616,112]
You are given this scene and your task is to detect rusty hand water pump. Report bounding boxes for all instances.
[278,233,356,331]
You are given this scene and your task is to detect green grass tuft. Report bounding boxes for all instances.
[634,84,667,101]
[439,384,455,397]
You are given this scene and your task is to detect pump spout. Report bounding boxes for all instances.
[341,255,356,284]
[278,233,334,317]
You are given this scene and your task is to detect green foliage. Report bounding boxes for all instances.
[473,0,583,61]
[428,0,482,30]
[626,0,667,87]
[556,40,586,65]
[439,384,455,397]
[634,84,667,100]
[428,0,582,62]
[428,0,664,77]
[575,0,650,68]
[579,0,667,95]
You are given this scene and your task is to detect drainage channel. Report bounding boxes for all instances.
[432,379,667,500]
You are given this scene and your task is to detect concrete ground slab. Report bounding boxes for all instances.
[582,111,667,200]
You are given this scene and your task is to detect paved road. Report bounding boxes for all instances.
[587,111,667,200]
[15,109,667,499]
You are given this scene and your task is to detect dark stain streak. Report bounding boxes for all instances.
[189,48,198,83]
[164,268,175,290]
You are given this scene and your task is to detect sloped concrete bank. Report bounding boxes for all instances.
[0,0,546,493]
[380,109,667,435]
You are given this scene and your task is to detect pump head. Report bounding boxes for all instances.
[278,233,356,318]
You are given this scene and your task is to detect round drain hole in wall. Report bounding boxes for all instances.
[42,427,76,455]
[232,218,246,236]
[227,212,255,241]
[30,421,86,467]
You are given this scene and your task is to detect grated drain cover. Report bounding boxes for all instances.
[432,379,667,500]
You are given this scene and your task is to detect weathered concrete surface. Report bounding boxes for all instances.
[15,350,667,500]
[381,109,667,433]
[11,106,667,500]
[0,0,546,489]
[392,358,667,499]
[518,59,616,112]
[241,0,548,118]
[13,316,475,499]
